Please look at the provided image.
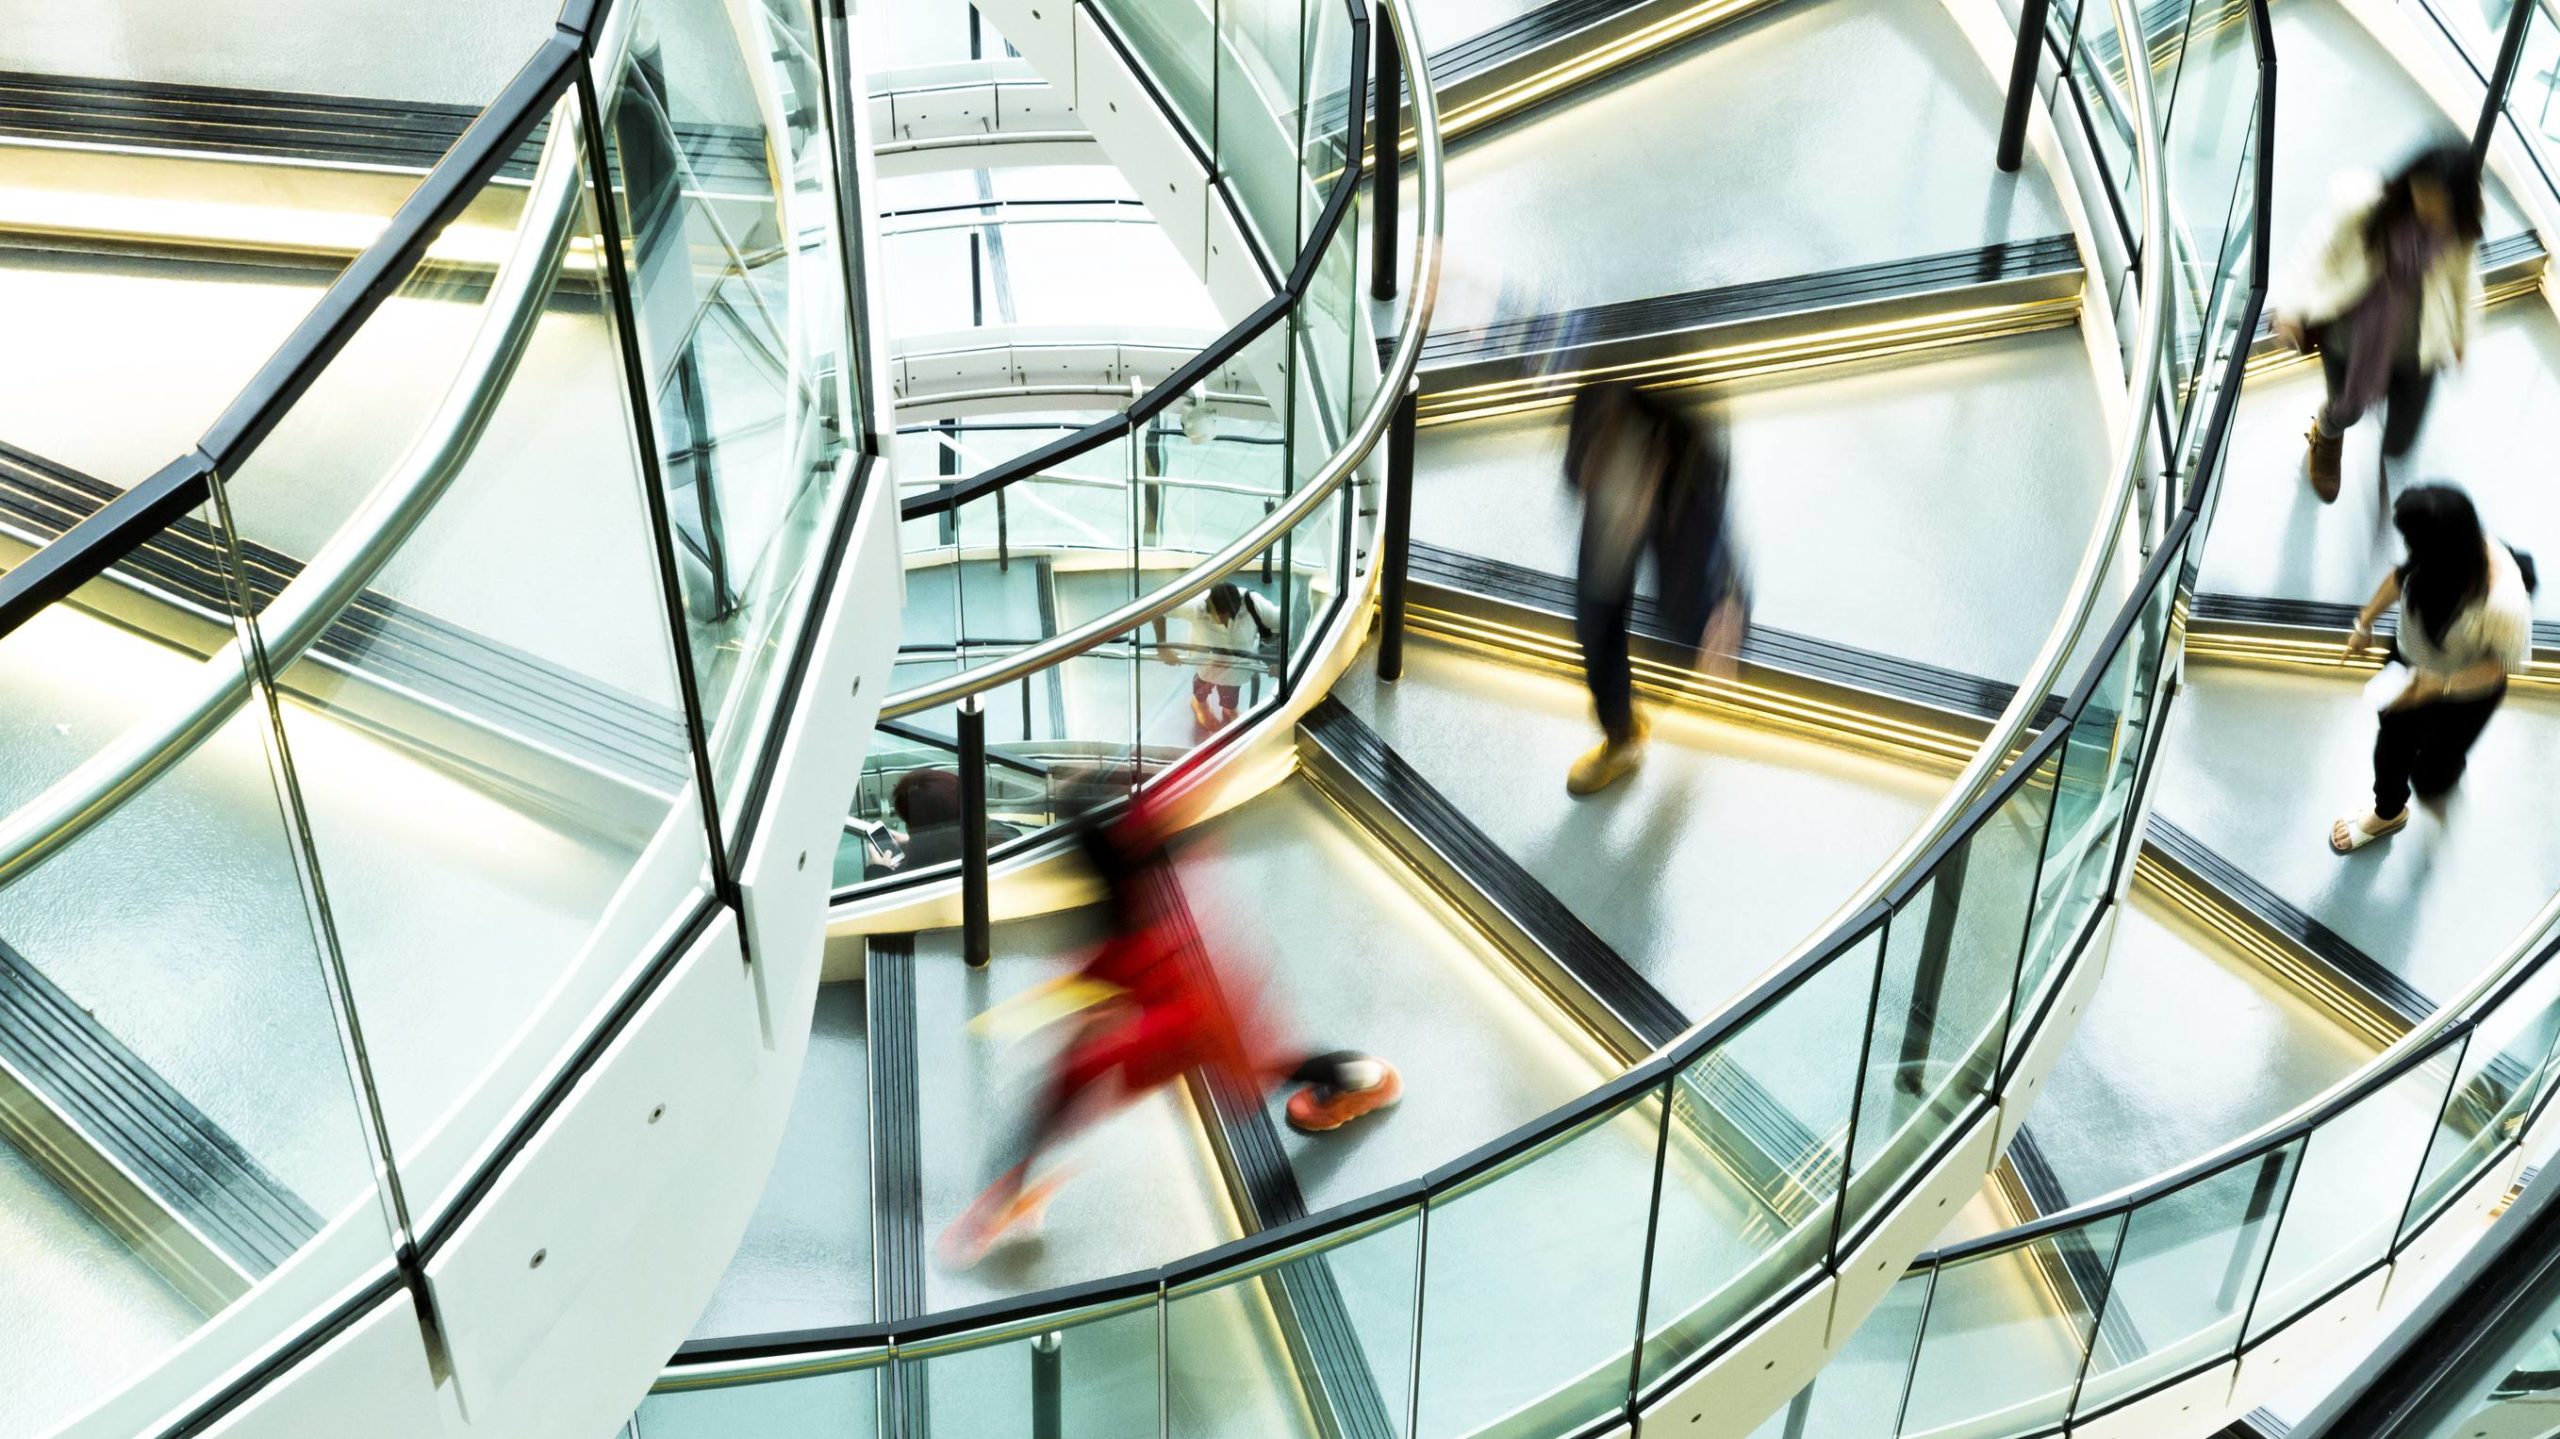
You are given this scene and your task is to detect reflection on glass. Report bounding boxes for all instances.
[1641,927,1880,1394]
[1417,1090,1663,1439]
[637,1361,883,1436]
[1901,1214,2126,1439]
[2077,1146,2300,1415]
[250,102,715,1218]
[1845,750,2057,1238]
[598,0,858,826]
[2247,1050,2461,1341]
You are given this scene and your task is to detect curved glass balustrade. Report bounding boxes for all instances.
[1765,4,2560,1433]
[0,0,868,1427]
[886,0,1373,705]
[639,1,2277,1431]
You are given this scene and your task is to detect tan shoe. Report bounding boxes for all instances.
[2306,421,2341,503]
[1566,718,1648,796]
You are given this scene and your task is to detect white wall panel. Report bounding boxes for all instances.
[199,1300,443,1439]
[1830,1114,1998,1348]
[2067,1360,2236,1439]
[1072,7,1210,274]
[1641,1276,1839,1437]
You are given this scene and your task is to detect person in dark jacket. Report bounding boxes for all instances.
[1561,382,1747,796]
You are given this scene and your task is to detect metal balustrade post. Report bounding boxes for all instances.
[2476,0,2535,164]
[1376,381,1418,681]
[1997,0,2053,173]
[1371,5,1402,301]
[959,696,991,968]
[1032,1330,1063,1439]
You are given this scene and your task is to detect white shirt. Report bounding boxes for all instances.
[1182,592,1276,685]
[2399,541,2531,685]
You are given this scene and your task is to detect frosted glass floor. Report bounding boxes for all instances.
[913,914,1241,1310]
[1170,777,1617,1210]
[2017,894,2377,1206]
[688,983,872,1341]
[1411,329,2114,686]
[1332,639,1947,1026]
[2200,301,2560,624]
[0,1140,201,1439]
[1429,0,2067,330]
[2151,665,2560,1006]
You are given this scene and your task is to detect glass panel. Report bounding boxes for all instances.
[0,491,395,1435]
[904,1293,1162,1438]
[597,0,858,826]
[1167,1209,1421,1439]
[2248,1048,2463,1341]
[637,1362,884,1436]
[1095,0,1218,147]
[1902,1215,2126,1439]
[1845,749,2059,1238]
[1748,1269,1932,1439]
[1417,1087,1663,1439]
[244,100,716,1219]
[2066,6,2140,226]
[1219,0,1309,273]
[2078,1145,2302,1416]
[2017,556,2179,1033]
[1640,927,1881,1394]
[2157,0,2257,406]
[2404,961,2560,1238]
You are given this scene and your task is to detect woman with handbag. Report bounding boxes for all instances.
[2332,484,2534,853]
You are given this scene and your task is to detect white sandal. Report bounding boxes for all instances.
[2329,809,2409,854]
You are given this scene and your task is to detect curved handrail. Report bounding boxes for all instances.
[877,2,1444,721]
[666,0,2184,1400]
[0,90,588,887]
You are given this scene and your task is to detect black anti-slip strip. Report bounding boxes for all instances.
[1411,543,2059,725]
[0,939,318,1274]
[0,443,690,791]
[1301,699,1833,1217]
[0,69,764,184]
[1419,236,2081,369]
[1304,696,1687,1046]
[866,935,928,1328]
[1147,869,1398,1439]
[2146,818,2432,1025]
[2193,592,2560,651]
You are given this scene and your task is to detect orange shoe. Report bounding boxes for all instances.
[1286,1063,1403,1133]
[937,1169,1072,1268]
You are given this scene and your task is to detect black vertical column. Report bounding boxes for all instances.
[958,696,991,967]
[1370,6,1402,301]
[2475,0,2535,164]
[1375,383,1418,681]
[1996,0,2053,173]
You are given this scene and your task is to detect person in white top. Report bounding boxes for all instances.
[1153,582,1279,730]
[2333,485,2536,853]
[2271,145,2484,505]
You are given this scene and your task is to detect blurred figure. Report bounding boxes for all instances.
[2274,143,2484,505]
[867,767,1019,878]
[938,791,1400,1266]
[1155,581,1281,730]
[2333,484,2535,853]
[1561,383,1746,797]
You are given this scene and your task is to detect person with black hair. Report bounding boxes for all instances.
[1561,382,1746,797]
[871,766,1019,876]
[2274,143,2486,504]
[1153,580,1281,730]
[2332,484,2534,853]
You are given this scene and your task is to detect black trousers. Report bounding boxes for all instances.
[2373,680,2505,819]
[2318,336,2437,459]
[1576,578,1638,744]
